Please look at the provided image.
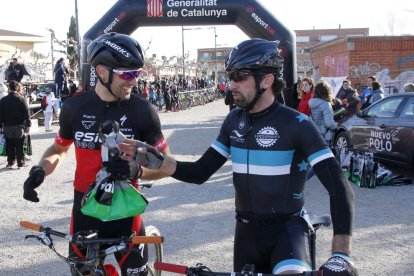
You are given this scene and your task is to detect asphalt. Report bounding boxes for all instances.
[1,99,413,275]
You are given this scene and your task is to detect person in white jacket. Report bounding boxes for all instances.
[43,87,56,132]
[309,80,337,145]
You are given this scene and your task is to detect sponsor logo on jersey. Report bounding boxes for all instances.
[82,120,96,129]
[255,127,279,148]
[239,120,245,129]
[119,115,127,126]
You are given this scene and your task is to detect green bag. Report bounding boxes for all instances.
[0,133,6,156]
[81,173,148,221]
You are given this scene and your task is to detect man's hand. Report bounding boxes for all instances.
[320,253,358,276]
[118,139,164,170]
[104,156,141,180]
[134,140,164,170]
[23,166,46,202]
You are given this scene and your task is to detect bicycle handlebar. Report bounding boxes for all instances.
[154,262,321,276]
[20,220,163,245]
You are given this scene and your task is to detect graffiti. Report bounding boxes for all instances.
[396,54,414,66]
[375,68,414,94]
[349,62,381,77]
[324,56,349,76]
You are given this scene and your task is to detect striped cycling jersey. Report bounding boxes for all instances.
[212,101,334,216]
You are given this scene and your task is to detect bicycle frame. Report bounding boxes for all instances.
[20,221,163,276]
[154,262,322,276]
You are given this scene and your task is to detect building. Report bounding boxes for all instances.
[295,27,369,78]
[310,35,414,93]
[0,29,49,82]
[197,46,232,82]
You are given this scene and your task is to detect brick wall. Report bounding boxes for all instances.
[310,36,414,93]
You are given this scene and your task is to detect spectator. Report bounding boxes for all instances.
[53,57,69,98]
[366,81,385,106]
[224,85,236,111]
[0,80,31,168]
[309,80,337,145]
[149,85,156,105]
[297,77,314,115]
[359,76,376,104]
[42,86,56,132]
[68,79,77,97]
[6,58,26,83]
[60,83,70,103]
[0,83,8,100]
[163,86,172,112]
[290,77,302,110]
[336,79,362,117]
[403,82,414,92]
[72,84,84,97]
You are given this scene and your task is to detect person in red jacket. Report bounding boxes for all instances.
[297,77,315,116]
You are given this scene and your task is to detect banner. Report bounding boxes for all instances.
[321,76,348,98]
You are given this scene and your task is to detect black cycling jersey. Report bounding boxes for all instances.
[56,91,168,193]
[173,100,354,235]
[55,91,168,275]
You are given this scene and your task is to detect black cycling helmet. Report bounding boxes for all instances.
[225,38,283,75]
[87,32,144,98]
[225,38,284,111]
[87,32,144,69]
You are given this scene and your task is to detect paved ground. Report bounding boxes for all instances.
[1,99,413,275]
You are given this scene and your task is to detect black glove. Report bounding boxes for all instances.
[320,253,358,276]
[105,156,141,180]
[134,140,164,170]
[23,165,46,203]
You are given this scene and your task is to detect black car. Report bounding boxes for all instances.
[334,94,414,169]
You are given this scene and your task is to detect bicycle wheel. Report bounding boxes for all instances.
[145,225,163,276]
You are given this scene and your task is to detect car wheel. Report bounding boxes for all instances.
[335,132,350,150]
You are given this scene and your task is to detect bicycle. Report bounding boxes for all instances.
[20,220,164,276]
[153,213,331,276]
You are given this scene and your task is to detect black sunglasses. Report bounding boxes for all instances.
[228,71,253,82]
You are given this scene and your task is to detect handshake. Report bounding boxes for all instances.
[118,139,165,170]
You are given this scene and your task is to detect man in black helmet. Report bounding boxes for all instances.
[120,38,357,275]
[22,32,170,275]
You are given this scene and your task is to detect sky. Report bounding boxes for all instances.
[1,0,414,60]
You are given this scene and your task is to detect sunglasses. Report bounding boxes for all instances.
[227,71,253,82]
[112,69,142,81]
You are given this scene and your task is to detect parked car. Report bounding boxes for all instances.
[334,94,414,169]
[36,81,55,102]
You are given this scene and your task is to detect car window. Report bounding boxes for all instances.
[399,96,414,118]
[366,97,403,118]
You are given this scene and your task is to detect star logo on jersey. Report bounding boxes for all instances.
[81,120,95,129]
[297,160,308,171]
[296,114,309,123]
[255,127,279,148]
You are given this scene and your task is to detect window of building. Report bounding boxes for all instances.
[296,36,310,42]
[319,35,337,42]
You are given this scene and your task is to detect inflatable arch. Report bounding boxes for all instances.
[81,0,296,94]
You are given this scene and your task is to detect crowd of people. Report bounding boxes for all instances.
[1,31,414,275]
[289,75,414,145]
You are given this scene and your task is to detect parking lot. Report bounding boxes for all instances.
[1,99,413,275]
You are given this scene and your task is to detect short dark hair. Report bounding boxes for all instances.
[8,80,19,91]
[368,76,376,81]
[371,81,382,90]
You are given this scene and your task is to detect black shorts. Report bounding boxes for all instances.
[70,190,148,275]
[233,215,311,274]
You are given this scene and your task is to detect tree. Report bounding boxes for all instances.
[67,16,78,79]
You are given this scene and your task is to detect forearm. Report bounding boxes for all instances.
[141,155,177,180]
[37,143,69,176]
[313,158,355,235]
[332,234,352,255]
